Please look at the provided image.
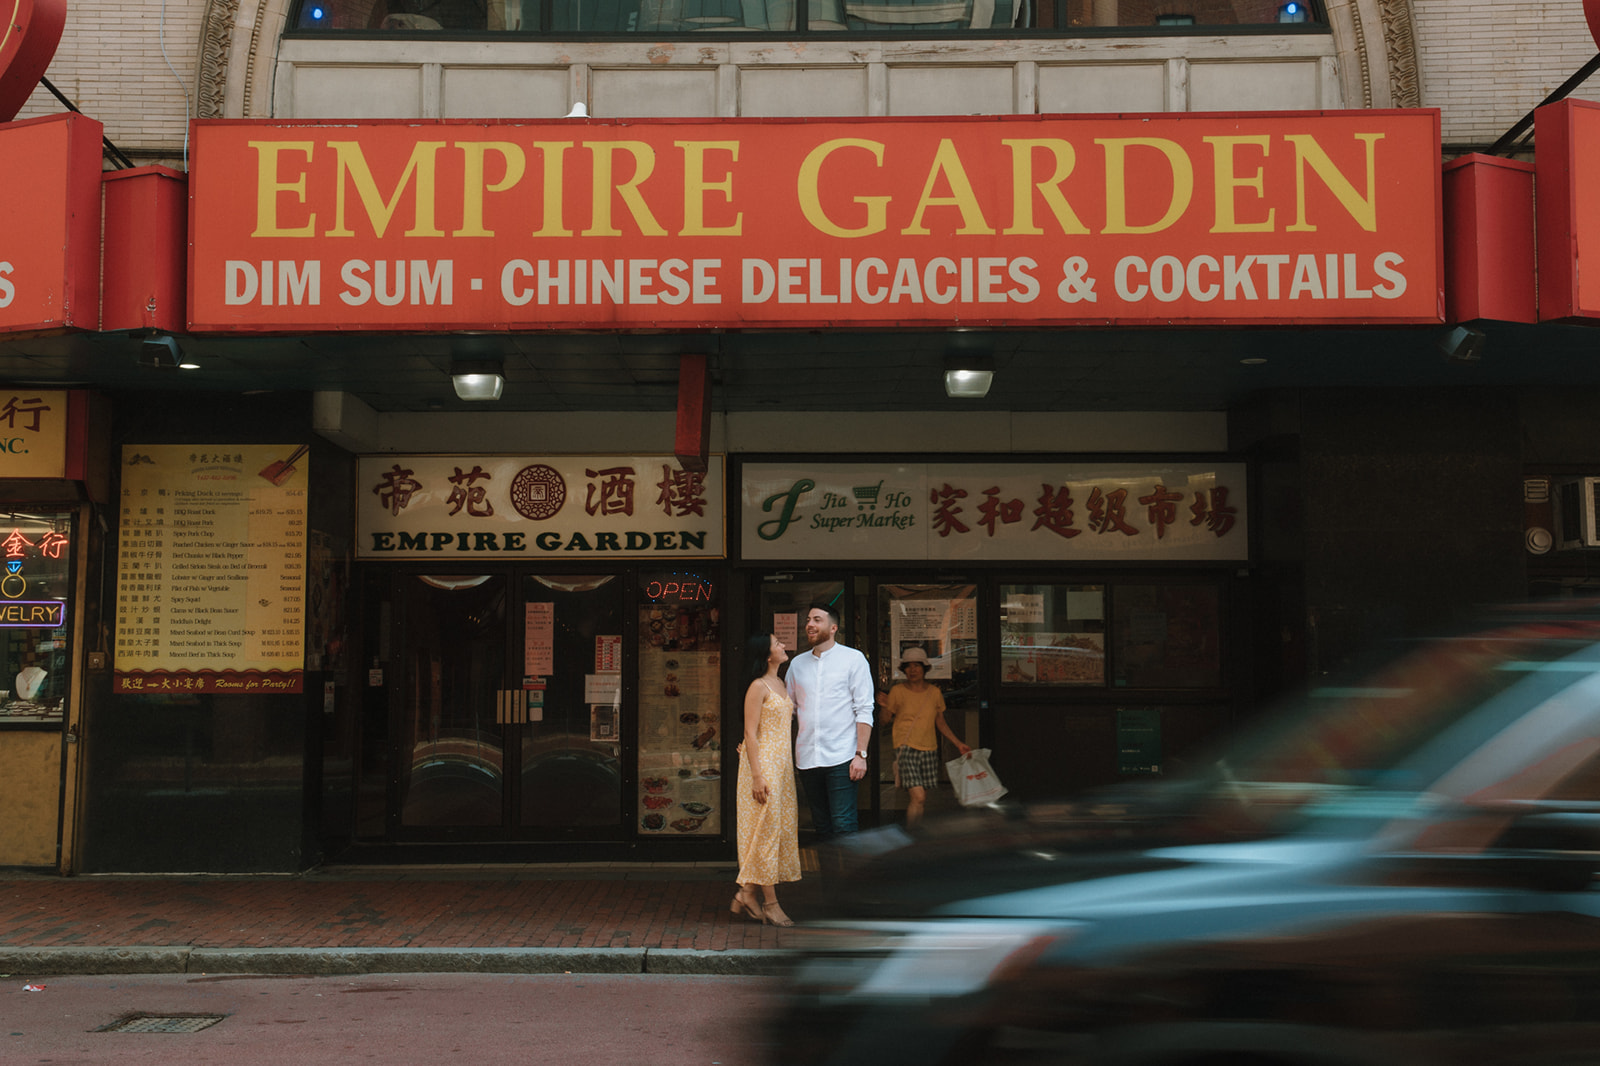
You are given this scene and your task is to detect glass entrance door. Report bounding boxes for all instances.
[394,573,508,830]
[387,571,625,838]
[355,564,723,848]
[752,575,983,831]
[875,582,979,823]
[518,574,624,835]
[754,577,870,828]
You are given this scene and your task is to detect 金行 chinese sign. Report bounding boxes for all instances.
[357,454,725,559]
[188,111,1442,332]
[114,445,309,694]
[0,390,69,478]
[742,462,1247,562]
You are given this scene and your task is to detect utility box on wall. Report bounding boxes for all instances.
[101,165,187,333]
[1554,477,1600,550]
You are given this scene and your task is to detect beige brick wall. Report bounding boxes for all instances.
[1416,0,1600,149]
[15,0,202,164]
[17,0,1600,162]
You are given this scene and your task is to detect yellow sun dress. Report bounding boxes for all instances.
[736,683,802,886]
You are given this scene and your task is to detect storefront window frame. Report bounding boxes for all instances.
[339,560,737,854]
[0,508,78,732]
[996,572,1231,698]
[285,0,1329,37]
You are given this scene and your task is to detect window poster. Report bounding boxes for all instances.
[584,673,621,704]
[591,704,618,742]
[636,580,722,836]
[774,612,798,651]
[1004,593,1045,625]
[524,602,553,677]
[114,445,307,694]
[888,599,965,679]
[1001,633,1107,685]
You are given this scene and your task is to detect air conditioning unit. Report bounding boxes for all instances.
[1555,477,1600,550]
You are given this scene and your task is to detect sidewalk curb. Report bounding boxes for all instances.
[0,946,792,977]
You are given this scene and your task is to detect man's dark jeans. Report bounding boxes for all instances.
[798,760,858,842]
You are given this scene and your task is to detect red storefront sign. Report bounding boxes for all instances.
[0,0,67,123]
[102,165,189,333]
[0,112,104,335]
[1535,98,1600,323]
[1441,154,1535,324]
[188,111,1443,332]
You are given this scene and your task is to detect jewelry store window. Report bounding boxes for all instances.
[289,0,1324,35]
[0,511,74,726]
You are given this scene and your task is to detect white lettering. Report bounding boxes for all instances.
[341,260,372,306]
[743,258,775,303]
[225,261,259,305]
[502,259,534,306]
[1372,251,1408,299]
[658,258,691,305]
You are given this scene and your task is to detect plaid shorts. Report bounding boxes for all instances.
[895,745,942,790]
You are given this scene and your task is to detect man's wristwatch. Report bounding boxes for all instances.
[854,749,868,760]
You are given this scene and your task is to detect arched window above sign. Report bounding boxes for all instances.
[287,0,1325,35]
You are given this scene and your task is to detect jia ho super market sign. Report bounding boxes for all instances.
[188,111,1443,331]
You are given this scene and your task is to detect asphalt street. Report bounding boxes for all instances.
[4,972,782,1064]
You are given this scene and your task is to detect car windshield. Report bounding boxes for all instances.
[1187,616,1600,834]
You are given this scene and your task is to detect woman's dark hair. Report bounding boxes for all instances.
[745,631,774,681]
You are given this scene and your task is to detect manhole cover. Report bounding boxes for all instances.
[98,1013,226,1033]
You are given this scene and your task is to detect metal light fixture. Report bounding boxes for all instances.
[1438,325,1487,363]
[450,358,505,401]
[1277,2,1309,23]
[137,334,199,370]
[943,355,994,399]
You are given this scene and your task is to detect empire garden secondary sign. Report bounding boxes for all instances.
[188,111,1443,331]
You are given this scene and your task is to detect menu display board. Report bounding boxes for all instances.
[636,571,721,836]
[114,445,308,693]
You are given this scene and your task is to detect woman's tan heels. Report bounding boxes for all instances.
[731,892,763,921]
[761,901,795,927]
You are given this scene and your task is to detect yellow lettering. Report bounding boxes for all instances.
[677,140,742,237]
[797,139,890,239]
[902,139,994,236]
[455,142,526,238]
[1284,132,1384,233]
[1001,138,1090,236]
[1206,135,1275,233]
[583,141,667,238]
[326,141,446,238]
[532,142,574,237]
[1098,137,1194,235]
[249,141,316,238]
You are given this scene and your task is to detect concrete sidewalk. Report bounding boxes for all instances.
[0,862,815,977]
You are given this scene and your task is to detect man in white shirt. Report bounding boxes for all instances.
[785,602,875,841]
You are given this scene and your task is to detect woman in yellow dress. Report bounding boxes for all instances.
[732,631,801,927]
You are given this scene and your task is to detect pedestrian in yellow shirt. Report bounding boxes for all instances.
[882,647,970,828]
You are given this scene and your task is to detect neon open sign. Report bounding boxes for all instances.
[644,578,714,603]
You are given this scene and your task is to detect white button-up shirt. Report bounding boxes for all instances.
[786,642,876,770]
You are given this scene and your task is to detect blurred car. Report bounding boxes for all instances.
[773,604,1600,1066]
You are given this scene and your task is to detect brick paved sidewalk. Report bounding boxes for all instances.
[0,863,821,956]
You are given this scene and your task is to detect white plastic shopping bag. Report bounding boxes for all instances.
[945,748,1007,806]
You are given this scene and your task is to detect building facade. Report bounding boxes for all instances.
[3,1,1600,872]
